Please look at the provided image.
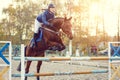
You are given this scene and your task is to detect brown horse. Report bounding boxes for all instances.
[18,17,73,80]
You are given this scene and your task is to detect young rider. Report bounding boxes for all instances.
[33,3,55,47]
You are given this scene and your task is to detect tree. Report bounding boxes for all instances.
[1,0,41,44]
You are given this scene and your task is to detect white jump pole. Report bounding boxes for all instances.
[21,44,25,80]
[108,42,111,80]
[69,40,72,56]
[75,48,80,57]
[9,41,12,80]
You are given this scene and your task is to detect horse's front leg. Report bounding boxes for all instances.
[25,61,32,80]
[58,38,66,50]
[36,61,42,80]
[54,41,66,51]
[54,36,66,51]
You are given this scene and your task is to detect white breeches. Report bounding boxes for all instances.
[34,19,42,33]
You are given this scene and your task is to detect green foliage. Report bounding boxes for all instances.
[1,0,41,44]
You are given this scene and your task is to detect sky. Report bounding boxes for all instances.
[0,0,12,18]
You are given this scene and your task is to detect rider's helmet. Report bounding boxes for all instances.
[48,3,55,9]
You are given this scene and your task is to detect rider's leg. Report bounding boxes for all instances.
[33,33,38,47]
[33,19,41,47]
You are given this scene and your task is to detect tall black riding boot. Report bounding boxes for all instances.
[33,33,38,47]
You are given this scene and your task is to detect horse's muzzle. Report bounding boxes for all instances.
[68,35,73,40]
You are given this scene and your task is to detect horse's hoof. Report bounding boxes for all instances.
[48,46,58,51]
[58,46,66,51]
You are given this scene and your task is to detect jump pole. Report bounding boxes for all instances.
[12,69,108,77]
[21,44,25,80]
[108,42,111,80]
[13,43,120,80]
[69,40,72,56]
[13,56,120,61]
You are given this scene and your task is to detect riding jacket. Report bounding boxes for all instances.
[37,10,55,26]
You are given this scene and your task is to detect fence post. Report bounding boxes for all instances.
[21,44,25,80]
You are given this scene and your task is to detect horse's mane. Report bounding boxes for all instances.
[48,17,64,22]
[46,17,64,31]
[54,17,64,19]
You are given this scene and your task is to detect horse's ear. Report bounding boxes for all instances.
[68,17,72,21]
[64,17,67,21]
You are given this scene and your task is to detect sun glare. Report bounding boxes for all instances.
[88,0,120,36]
[89,3,98,16]
[0,0,12,18]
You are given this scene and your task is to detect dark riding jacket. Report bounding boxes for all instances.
[37,10,55,26]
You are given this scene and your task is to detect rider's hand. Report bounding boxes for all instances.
[49,23,53,27]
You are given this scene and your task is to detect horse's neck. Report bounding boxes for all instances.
[50,19,63,32]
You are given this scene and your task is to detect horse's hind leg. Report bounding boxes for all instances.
[17,46,27,72]
[36,61,42,80]
[25,61,32,80]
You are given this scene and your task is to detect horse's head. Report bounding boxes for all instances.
[49,17,73,40]
[61,17,73,40]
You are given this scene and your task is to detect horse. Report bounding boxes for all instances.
[18,17,73,80]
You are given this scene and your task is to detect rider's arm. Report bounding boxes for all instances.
[41,13,50,26]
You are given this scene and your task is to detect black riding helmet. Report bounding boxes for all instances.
[48,3,55,9]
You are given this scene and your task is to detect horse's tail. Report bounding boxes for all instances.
[17,45,27,72]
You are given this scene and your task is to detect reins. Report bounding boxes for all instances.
[41,20,64,35]
[41,27,59,35]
